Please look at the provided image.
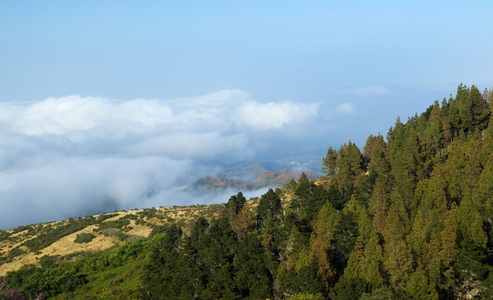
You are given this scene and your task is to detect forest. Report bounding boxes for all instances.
[1,84,493,299]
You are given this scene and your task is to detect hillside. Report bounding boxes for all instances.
[1,84,493,299]
[187,168,319,194]
[0,204,225,277]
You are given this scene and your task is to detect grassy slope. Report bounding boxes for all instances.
[0,204,224,277]
[0,188,290,299]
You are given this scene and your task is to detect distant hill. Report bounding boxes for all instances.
[186,175,252,193]
[273,154,324,174]
[187,167,319,194]
[216,162,275,181]
[250,168,319,187]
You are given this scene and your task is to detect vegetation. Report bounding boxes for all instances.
[0,84,492,299]
[73,233,95,244]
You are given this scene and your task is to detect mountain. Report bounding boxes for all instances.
[250,168,319,187]
[216,162,276,181]
[274,154,324,174]
[186,175,252,194]
[187,167,320,194]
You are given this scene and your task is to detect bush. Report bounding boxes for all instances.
[8,246,26,258]
[0,278,45,299]
[0,231,11,242]
[101,229,128,242]
[98,219,130,230]
[74,233,96,243]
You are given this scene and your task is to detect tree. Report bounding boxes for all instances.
[309,202,338,285]
[141,225,184,299]
[330,251,367,299]
[233,202,252,241]
[234,233,273,299]
[364,135,390,175]
[257,189,282,225]
[226,192,246,219]
[298,172,309,184]
[336,141,364,193]
[456,83,470,132]
[383,240,413,288]
[423,101,443,157]
[464,85,489,132]
[360,234,384,290]
[322,147,338,179]
[405,267,439,300]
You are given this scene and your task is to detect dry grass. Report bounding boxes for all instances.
[0,201,228,276]
[0,225,120,277]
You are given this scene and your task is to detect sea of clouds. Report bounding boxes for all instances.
[0,90,354,229]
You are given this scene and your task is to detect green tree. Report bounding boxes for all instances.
[383,240,413,288]
[322,147,338,179]
[257,189,282,225]
[405,267,439,300]
[464,85,490,132]
[234,233,273,299]
[423,101,443,157]
[309,202,338,285]
[330,250,367,300]
[336,141,364,193]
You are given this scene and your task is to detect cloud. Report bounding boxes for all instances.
[336,103,357,115]
[125,132,253,160]
[340,85,390,97]
[235,101,321,130]
[0,90,325,229]
[0,156,193,227]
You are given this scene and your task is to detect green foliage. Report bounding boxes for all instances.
[0,231,11,242]
[21,216,100,253]
[0,278,45,300]
[98,218,130,230]
[73,233,95,243]
[336,141,364,192]
[286,293,324,300]
[257,188,282,225]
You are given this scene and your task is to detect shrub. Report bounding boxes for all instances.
[0,278,44,300]
[98,219,130,230]
[74,233,96,243]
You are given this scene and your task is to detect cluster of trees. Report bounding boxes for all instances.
[2,84,492,299]
[144,84,493,299]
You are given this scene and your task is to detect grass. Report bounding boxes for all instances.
[0,202,225,276]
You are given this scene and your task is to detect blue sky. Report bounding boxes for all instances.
[0,1,492,228]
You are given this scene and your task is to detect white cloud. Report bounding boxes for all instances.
[336,103,357,115]
[125,132,252,160]
[0,156,193,227]
[235,101,320,130]
[340,85,390,97]
[0,90,325,229]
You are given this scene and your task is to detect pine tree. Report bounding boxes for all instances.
[424,101,443,157]
[405,267,439,300]
[322,147,338,179]
[383,240,413,288]
[465,85,489,132]
[360,234,384,290]
[336,141,364,193]
[309,202,338,285]
[330,251,367,300]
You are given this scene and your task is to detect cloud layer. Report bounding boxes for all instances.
[0,90,337,229]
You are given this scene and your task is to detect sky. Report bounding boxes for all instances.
[1,1,492,229]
